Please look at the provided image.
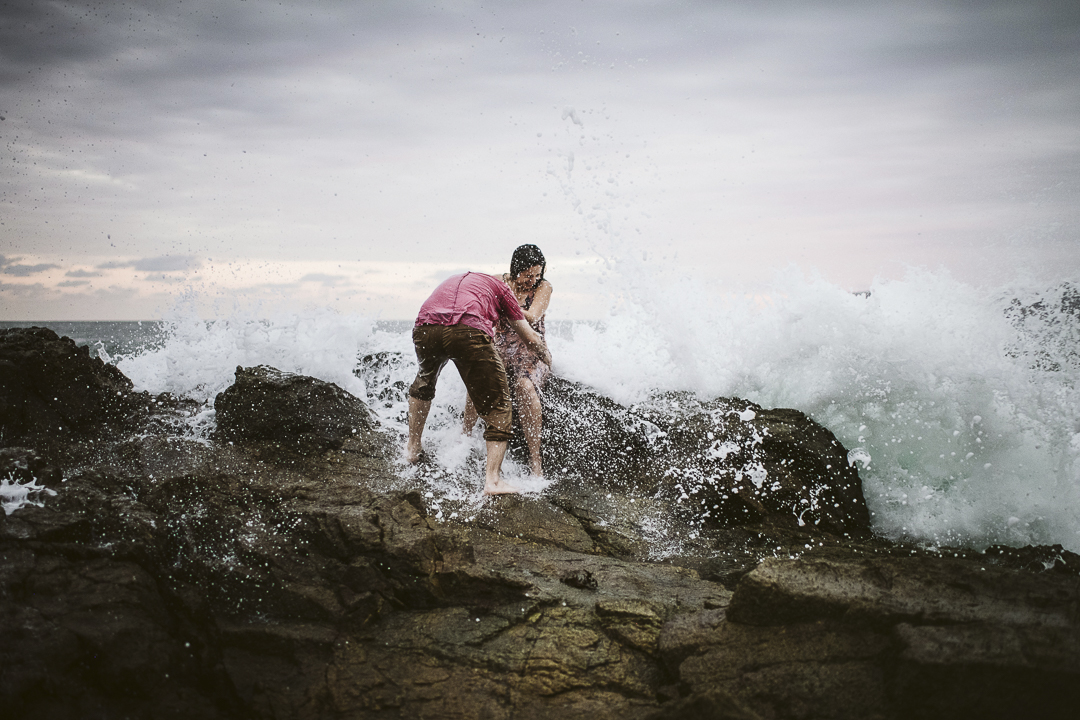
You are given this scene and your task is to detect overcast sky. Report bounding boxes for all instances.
[1,0,1078,320]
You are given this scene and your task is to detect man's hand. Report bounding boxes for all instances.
[509,319,552,367]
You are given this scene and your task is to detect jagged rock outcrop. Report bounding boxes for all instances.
[214,364,385,456]
[541,378,871,537]
[0,327,140,443]
[1,330,1078,719]
[636,395,869,536]
[673,546,1080,719]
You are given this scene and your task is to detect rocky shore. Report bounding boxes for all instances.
[1,326,1078,719]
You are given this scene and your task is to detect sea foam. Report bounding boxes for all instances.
[1,475,57,515]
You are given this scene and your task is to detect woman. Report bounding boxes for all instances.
[463,244,552,477]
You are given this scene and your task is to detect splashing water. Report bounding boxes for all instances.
[1,475,57,515]
[114,270,1080,553]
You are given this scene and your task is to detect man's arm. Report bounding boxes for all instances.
[508,318,552,367]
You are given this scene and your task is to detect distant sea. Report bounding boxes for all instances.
[0,319,582,361]
[0,321,170,360]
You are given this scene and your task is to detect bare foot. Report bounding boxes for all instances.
[484,479,521,495]
[404,443,422,464]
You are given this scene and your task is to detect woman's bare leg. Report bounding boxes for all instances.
[462,393,479,435]
[516,376,543,477]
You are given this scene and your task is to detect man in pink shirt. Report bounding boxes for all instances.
[406,272,552,494]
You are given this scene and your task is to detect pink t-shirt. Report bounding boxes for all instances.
[415,272,525,337]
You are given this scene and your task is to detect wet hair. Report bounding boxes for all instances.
[509,244,546,288]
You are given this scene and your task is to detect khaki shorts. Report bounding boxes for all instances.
[408,324,513,442]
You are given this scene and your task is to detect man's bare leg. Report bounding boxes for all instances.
[406,396,431,463]
[483,439,520,494]
[516,377,543,477]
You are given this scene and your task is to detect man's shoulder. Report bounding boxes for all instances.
[469,272,511,292]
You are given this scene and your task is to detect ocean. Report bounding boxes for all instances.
[4,269,1079,554]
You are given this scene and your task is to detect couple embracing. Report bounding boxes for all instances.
[404,244,554,494]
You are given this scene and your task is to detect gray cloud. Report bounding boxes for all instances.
[251,281,303,292]
[140,273,194,285]
[134,256,202,272]
[0,280,152,320]
[0,280,45,296]
[6,2,1079,137]
[2,0,1079,317]
[3,263,60,276]
[299,273,350,286]
[97,256,202,272]
[66,268,102,278]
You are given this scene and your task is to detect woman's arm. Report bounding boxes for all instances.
[522,280,552,324]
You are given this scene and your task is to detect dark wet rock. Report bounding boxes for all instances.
[472,494,595,552]
[2,337,1078,718]
[214,364,386,456]
[675,546,1080,719]
[635,395,870,537]
[547,483,655,558]
[749,407,870,534]
[1,458,725,719]
[0,446,62,488]
[542,381,871,539]
[541,375,656,491]
[0,327,140,443]
[982,542,1080,575]
[11,447,1077,720]
[726,546,1080,628]
[0,542,236,720]
[644,689,764,720]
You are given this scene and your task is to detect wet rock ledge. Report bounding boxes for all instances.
[1,326,1078,720]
